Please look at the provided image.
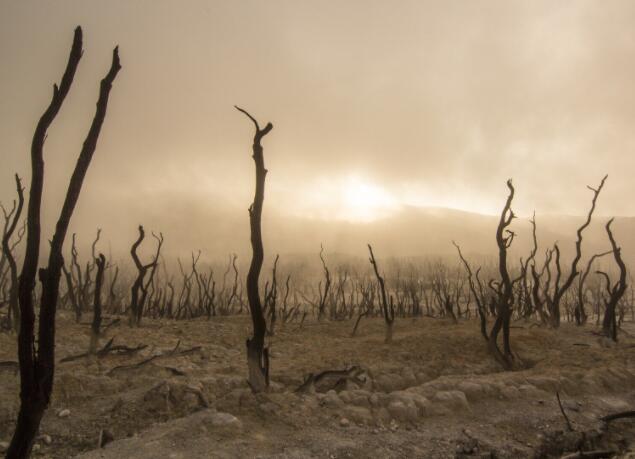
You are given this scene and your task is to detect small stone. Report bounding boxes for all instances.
[209,411,242,430]
[32,443,40,452]
[38,434,52,445]
[323,390,343,408]
[57,409,71,418]
[0,442,9,453]
[339,417,350,427]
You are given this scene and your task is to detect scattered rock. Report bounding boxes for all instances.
[457,381,485,402]
[209,411,242,430]
[562,400,580,412]
[0,442,8,453]
[433,391,469,412]
[375,373,405,392]
[339,417,350,427]
[38,434,52,445]
[323,390,344,408]
[57,408,71,418]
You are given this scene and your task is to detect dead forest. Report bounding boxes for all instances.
[1,26,635,459]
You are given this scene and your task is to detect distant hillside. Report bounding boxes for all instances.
[65,198,635,267]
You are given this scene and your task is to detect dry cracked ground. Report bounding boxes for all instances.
[1,313,635,458]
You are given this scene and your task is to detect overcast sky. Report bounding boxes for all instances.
[1,1,634,256]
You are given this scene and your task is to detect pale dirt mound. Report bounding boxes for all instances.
[1,313,634,458]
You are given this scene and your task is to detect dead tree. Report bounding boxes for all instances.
[598,218,627,341]
[488,180,517,370]
[8,27,120,458]
[265,254,279,336]
[89,253,106,353]
[128,226,161,327]
[69,234,87,318]
[139,232,163,316]
[236,106,273,393]
[368,244,395,343]
[317,244,331,320]
[453,242,488,340]
[575,250,612,325]
[544,175,607,328]
[1,175,25,332]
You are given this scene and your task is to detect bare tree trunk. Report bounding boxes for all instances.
[488,180,516,370]
[1,175,24,333]
[317,245,331,321]
[89,254,106,353]
[368,244,394,343]
[8,27,120,458]
[548,176,607,328]
[600,218,627,341]
[127,227,162,326]
[235,106,273,393]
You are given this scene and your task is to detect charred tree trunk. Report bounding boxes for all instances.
[547,176,607,328]
[317,245,331,321]
[368,244,395,343]
[235,106,273,393]
[128,226,159,327]
[89,253,106,353]
[8,27,120,458]
[575,250,612,326]
[453,242,488,341]
[600,218,627,341]
[267,255,279,336]
[1,175,25,333]
[488,180,517,370]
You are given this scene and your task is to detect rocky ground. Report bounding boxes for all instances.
[1,313,634,458]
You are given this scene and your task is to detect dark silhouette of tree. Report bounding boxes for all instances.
[368,244,395,343]
[488,180,517,370]
[317,245,331,321]
[8,26,120,458]
[575,250,612,325]
[235,106,273,393]
[90,253,106,353]
[598,218,627,341]
[128,226,162,327]
[453,241,488,340]
[1,174,25,333]
[545,176,607,328]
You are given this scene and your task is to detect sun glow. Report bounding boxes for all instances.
[282,174,501,223]
[295,175,400,222]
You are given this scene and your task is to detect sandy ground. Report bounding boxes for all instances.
[1,313,635,458]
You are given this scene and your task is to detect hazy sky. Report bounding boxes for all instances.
[1,1,635,256]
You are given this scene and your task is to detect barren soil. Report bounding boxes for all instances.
[1,313,635,458]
